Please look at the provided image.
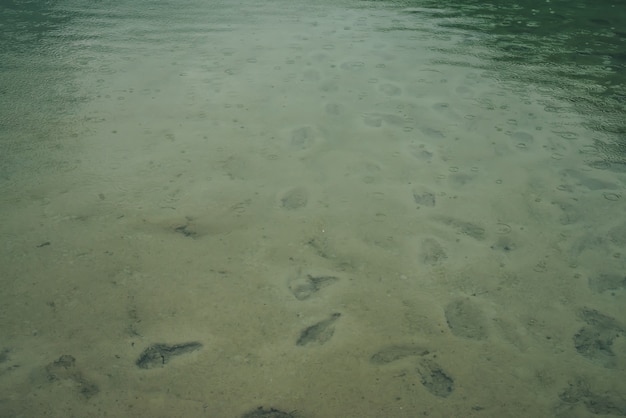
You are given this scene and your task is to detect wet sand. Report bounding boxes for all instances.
[0,3,625,417]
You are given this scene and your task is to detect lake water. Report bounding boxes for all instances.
[1,0,625,416]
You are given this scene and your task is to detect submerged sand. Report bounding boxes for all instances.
[0,3,624,417]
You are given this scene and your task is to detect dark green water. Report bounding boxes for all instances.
[2,0,624,166]
[379,0,626,162]
[429,0,626,161]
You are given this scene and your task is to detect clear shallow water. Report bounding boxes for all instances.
[413,0,626,162]
[1,1,625,417]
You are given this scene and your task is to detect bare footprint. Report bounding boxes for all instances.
[296,313,341,346]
